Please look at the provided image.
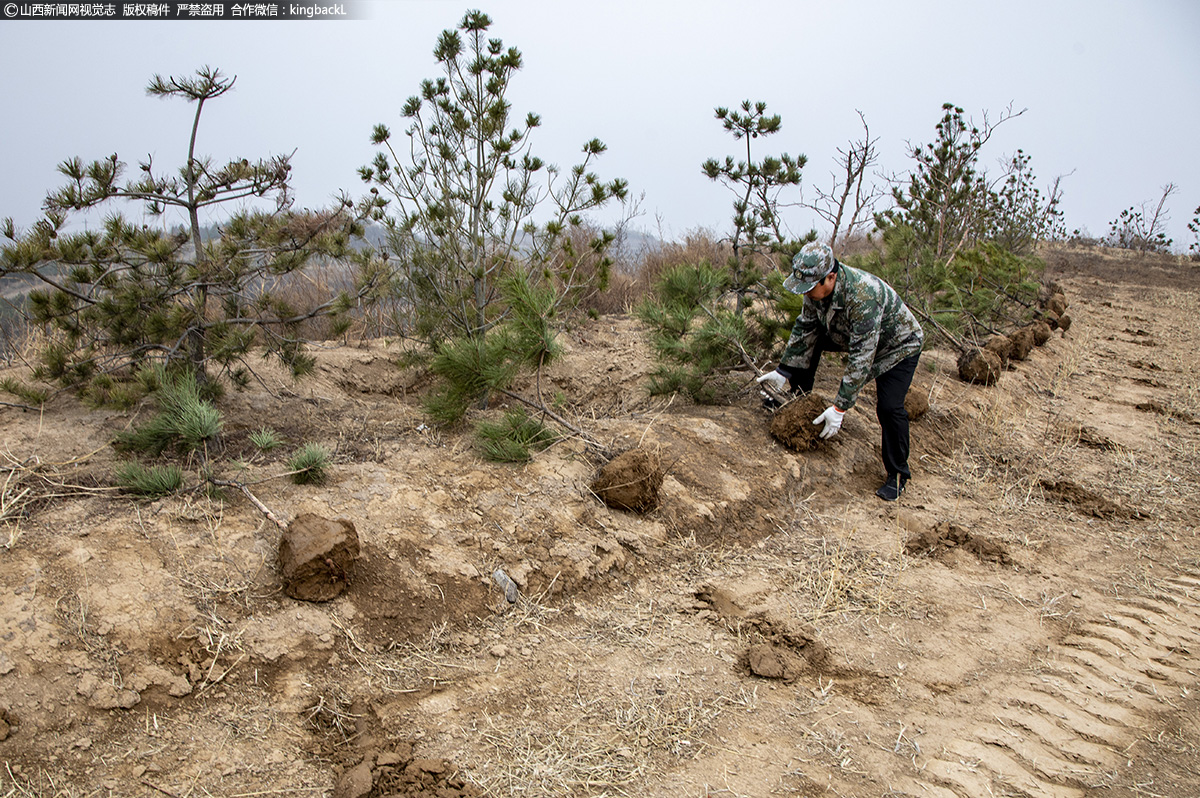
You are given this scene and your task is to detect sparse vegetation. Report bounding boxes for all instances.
[113,461,185,498]
[1104,184,1178,253]
[476,408,558,462]
[287,442,331,485]
[1,376,48,407]
[113,368,221,457]
[865,102,1065,348]
[634,103,819,402]
[249,426,282,452]
[4,19,1200,798]
[702,100,811,314]
[1189,205,1200,259]
[360,9,625,345]
[0,67,388,393]
[637,261,795,402]
[358,10,626,457]
[804,110,888,248]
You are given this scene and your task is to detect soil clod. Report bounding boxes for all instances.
[591,448,663,513]
[1039,479,1145,519]
[957,348,1002,385]
[905,520,1013,565]
[746,642,803,681]
[278,513,361,601]
[1009,327,1035,360]
[333,742,479,798]
[769,393,832,450]
[904,389,929,421]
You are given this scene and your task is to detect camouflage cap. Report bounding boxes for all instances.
[784,242,836,294]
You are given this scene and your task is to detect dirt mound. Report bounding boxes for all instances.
[746,642,804,682]
[591,448,663,513]
[1040,479,1145,519]
[333,742,479,798]
[904,520,1013,565]
[957,348,1001,385]
[279,514,361,601]
[769,393,831,450]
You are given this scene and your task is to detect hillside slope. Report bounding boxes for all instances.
[1,246,1198,798]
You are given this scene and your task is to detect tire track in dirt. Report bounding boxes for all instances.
[899,567,1200,797]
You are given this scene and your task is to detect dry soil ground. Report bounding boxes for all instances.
[1,246,1199,798]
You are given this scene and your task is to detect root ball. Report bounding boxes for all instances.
[769,394,832,451]
[592,448,664,513]
[278,514,360,602]
[957,348,1002,385]
[1029,320,1053,346]
[905,389,929,421]
[983,334,1013,368]
[1009,327,1035,360]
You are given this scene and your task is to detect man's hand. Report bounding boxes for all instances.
[756,370,788,393]
[812,405,845,439]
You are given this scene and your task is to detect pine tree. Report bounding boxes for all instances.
[360,10,626,345]
[702,100,808,315]
[1,67,388,390]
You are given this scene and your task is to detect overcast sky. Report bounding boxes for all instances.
[2,0,1198,250]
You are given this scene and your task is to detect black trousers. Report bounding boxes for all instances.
[783,341,921,481]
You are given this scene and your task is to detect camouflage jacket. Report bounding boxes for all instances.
[780,263,924,411]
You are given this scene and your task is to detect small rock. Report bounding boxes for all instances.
[492,569,519,603]
[377,751,406,767]
[409,758,446,775]
[489,645,510,658]
[87,684,140,710]
[333,760,373,798]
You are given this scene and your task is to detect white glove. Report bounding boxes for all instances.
[812,405,845,439]
[756,369,788,393]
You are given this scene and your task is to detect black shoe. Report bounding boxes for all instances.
[876,474,908,501]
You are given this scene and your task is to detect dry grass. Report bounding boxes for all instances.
[1045,330,1090,399]
[303,684,362,748]
[571,592,664,650]
[786,535,906,623]
[930,389,1076,519]
[983,582,1075,625]
[337,616,478,695]
[1,446,113,549]
[149,502,269,613]
[617,228,743,302]
[461,678,752,797]
[1,764,91,798]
